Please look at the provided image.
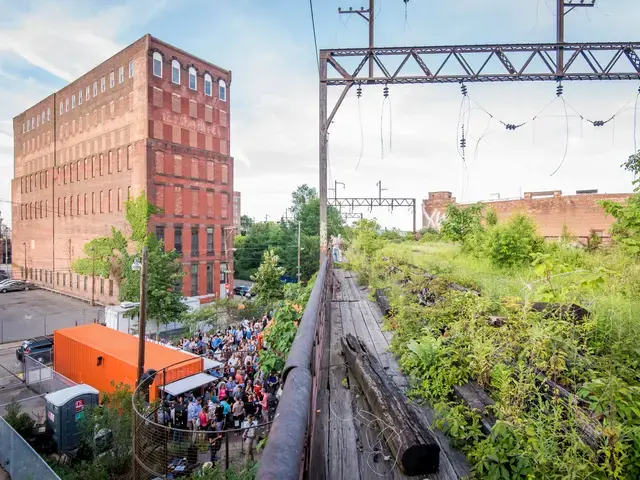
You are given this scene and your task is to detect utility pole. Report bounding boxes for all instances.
[328,180,345,202]
[339,0,374,78]
[265,214,270,222]
[376,180,388,203]
[136,246,148,385]
[90,247,95,307]
[297,221,302,283]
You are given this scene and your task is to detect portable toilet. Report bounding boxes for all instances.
[45,384,99,453]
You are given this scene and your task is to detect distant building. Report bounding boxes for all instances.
[233,191,241,230]
[12,34,234,303]
[423,190,633,243]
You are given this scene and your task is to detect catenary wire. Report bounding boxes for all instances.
[309,0,320,76]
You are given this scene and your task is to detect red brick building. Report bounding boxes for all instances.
[423,190,633,243]
[11,34,234,304]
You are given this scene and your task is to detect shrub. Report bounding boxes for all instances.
[4,401,35,438]
[487,214,543,268]
[440,203,484,243]
[485,208,498,227]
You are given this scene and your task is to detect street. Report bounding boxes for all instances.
[0,288,102,343]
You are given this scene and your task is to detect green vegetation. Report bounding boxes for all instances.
[251,250,286,306]
[234,184,343,281]
[347,164,640,478]
[72,193,186,324]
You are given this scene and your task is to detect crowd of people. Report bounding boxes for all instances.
[153,315,280,467]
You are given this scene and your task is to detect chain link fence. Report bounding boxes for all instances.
[0,308,103,344]
[0,416,61,480]
[24,355,76,396]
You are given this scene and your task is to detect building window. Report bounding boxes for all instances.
[117,187,122,211]
[222,229,228,256]
[110,71,115,88]
[188,67,197,90]
[204,74,212,96]
[191,264,198,296]
[84,194,87,214]
[156,225,165,245]
[220,262,228,284]
[129,59,134,78]
[99,154,103,176]
[100,190,104,213]
[47,108,51,121]
[175,226,183,253]
[207,227,214,254]
[219,79,227,101]
[92,192,95,213]
[206,263,213,294]
[100,77,105,92]
[172,60,180,84]
[93,81,98,96]
[118,66,124,84]
[84,276,88,291]
[45,271,48,283]
[127,145,132,169]
[56,272,60,285]
[108,189,113,212]
[153,52,163,77]
[72,94,76,109]
[59,101,63,114]
[191,226,199,256]
[86,85,90,100]
[79,89,83,105]
[109,279,114,296]
[65,98,69,112]
[100,278,104,294]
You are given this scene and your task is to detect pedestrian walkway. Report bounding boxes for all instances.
[310,269,470,480]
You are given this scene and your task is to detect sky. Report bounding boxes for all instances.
[0,0,639,231]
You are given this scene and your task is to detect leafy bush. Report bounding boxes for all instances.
[485,207,498,227]
[487,214,543,268]
[4,401,35,438]
[440,203,484,243]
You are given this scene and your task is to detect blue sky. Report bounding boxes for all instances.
[1,0,639,230]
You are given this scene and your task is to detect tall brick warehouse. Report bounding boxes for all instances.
[423,190,633,243]
[11,34,234,305]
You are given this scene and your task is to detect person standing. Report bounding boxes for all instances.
[243,414,257,464]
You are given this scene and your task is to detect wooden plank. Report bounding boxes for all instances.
[453,382,497,435]
[327,299,361,479]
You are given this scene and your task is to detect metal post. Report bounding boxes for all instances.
[225,432,230,470]
[319,56,329,258]
[368,0,375,78]
[297,221,302,283]
[136,246,148,384]
[91,248,95,307]
[413,199,417,233]
[556,0,564,77]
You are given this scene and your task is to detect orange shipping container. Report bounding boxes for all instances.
[54,324,203,401]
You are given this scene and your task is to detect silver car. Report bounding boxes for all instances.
[0,280,33,293]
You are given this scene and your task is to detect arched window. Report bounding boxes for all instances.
[219,79,227,102]
[172,60,181,84]
[204,74,212,97]
[188,67,197,91]
[152,52,163,78]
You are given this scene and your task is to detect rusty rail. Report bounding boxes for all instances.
[257,258,332,480]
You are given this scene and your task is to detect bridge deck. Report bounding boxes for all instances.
[310,269,470,480]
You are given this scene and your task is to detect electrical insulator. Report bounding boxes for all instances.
[383,85,389,98]
[556,83,564,96]
[460,83,468,96]
[593,120,605,127]
[460,137,467,149]
[356,85,362,98]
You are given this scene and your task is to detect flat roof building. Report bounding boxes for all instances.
[12,34,234,304]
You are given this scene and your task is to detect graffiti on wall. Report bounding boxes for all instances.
[423,207,447,230]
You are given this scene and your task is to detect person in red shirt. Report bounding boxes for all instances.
[253,381,262,397]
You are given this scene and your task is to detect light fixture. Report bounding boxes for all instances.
[131,258,142,271]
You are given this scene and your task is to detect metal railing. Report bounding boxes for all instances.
[132,358,273,479]
[0,308,103,343]
[24,355,76,396]
[257,257,332,480]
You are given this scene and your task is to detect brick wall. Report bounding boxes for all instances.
[422,190,633,242]
[11,34,234,304]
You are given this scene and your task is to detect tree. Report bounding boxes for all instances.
[602,151,640,255]
[182,298,264,333]
[240,215,254,235]
[234,222,285,280]
[290,184,318,220]
[72,193,186,323]
[251,249,286,306]
[440,203,484,243]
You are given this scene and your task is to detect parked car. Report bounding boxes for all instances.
[233,285,254,298]
[16,336,54,364]
[0,280,33,293]
[0,271,8,281]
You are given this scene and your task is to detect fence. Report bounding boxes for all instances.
[133,359,273,479]
[257,257,332,480]
[0,308,103,344]
[24,355,76,396]
[0,416,61,480]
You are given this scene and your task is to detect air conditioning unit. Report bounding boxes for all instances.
[120,301,137,309]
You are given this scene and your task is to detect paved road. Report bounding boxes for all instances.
[0,289,101,343]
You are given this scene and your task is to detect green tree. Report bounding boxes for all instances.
[602,152,640,255]
[290,184,318,219]
[251,249,286,306]
[487,214,543,268]
[4,400,35,438]
[182,298,264,333]
[240,215,254,234]
[440,203,484,243]
[72,194,186,324]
